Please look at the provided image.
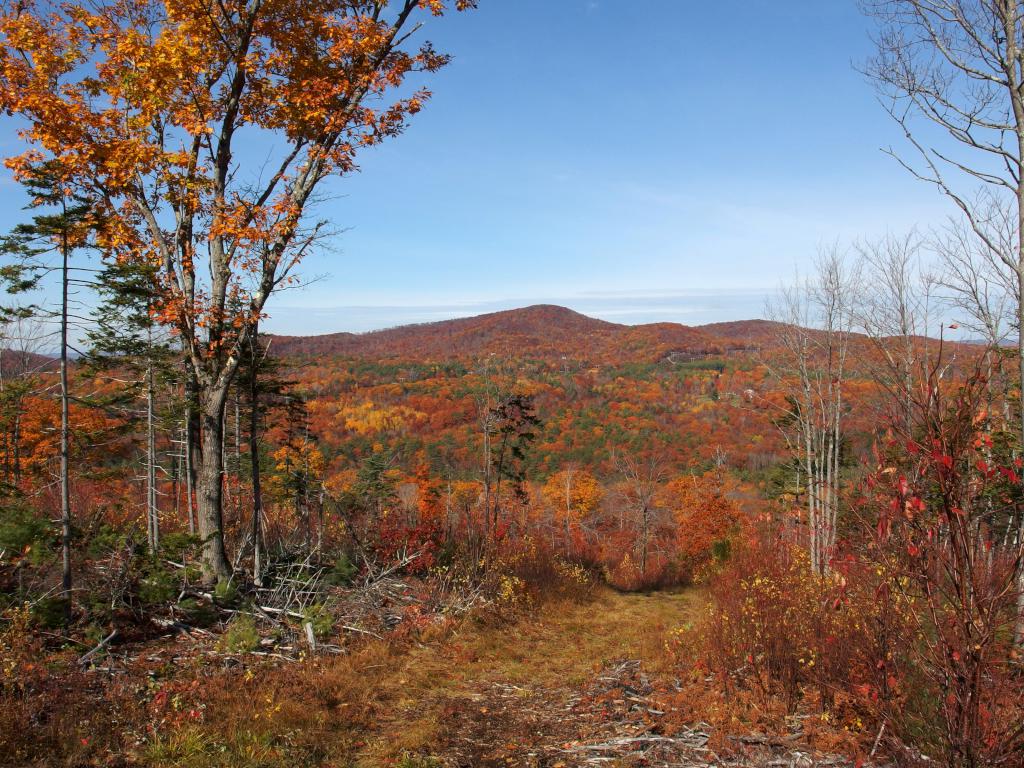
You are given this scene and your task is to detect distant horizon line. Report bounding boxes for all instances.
[264,301,775,338]
[263,291,776,336]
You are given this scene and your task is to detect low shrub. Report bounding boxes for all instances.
[136,559,179,608]
[159,532,202,562]
[490,536,595,606]
[0,503,51,557]
[301,603,334,639]
[176,598,218,628]
[29,596,70,630]
[212,577,238,606]
[1,604,146,765]
[220,614,260,653]
[396,753,442,768]
[85,522,129,558]
[698,538,881,716]
[323,551,358,586]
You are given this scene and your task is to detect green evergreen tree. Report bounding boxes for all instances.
[85,258,178,553]
[233,330,291,581]
[1,165,96,625]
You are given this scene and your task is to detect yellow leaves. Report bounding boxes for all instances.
[541,468,603,523]
[272,443,325,477]
[336,401,424,436]
[269,441,325,502]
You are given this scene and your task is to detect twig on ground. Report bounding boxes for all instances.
[78,629,118,666]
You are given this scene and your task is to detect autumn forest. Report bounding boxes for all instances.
[2,1,1024,767]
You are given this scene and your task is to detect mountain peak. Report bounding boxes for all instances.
[267,304,738,362]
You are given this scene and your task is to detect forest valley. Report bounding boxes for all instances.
[1,0,1024,767]
[3,286,1024,767]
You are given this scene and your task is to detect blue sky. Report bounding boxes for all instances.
[0,0,957,334]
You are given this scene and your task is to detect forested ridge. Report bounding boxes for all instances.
[3,295,1021,766]
[266,304,752,361]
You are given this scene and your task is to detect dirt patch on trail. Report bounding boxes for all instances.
[402,657,875,767]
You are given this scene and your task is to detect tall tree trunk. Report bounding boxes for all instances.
[1,352,8,489]
[59,223,72,625]
[1017,261,1024,644]
[564,469,573,553]
[804,401,817,575]
[184,370,200,536]
[172,433,180,521]
[233,390,241,518]
[249,346,264,583]
[184,414,195,534]
[640,504,649,578]
[197,389,231,581]
[492,433,508,535]
[146,348,159,553]
[481,409,491,545]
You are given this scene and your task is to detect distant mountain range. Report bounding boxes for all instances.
[6,304,988,368]
[0,348,58,375]
[266,304,784,362]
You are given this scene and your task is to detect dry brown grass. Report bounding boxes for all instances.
[131,586,702,767]
[1,586,704,767]
[356,587,702,764]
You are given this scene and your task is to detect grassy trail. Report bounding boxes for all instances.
[139,587,704,768]
[355,587,703,766]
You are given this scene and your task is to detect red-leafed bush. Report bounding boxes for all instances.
[700,537,883,716]
[698,361,1024,767]
[859,366,1024,767]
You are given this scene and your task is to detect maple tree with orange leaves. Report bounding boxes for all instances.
[0,0,475,578]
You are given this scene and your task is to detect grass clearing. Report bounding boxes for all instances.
[2,586,702,767]
[354,587,702,765]
[134,586,703,767]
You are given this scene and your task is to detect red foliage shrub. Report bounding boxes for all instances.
[857,366,1024,767]
[699,363,1024,766]
[0,607,146,766]
[700,537,883,717]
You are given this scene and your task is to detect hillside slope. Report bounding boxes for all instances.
[267,304,759,362]
[0,348,57,375]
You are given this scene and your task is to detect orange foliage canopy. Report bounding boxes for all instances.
[15,394,124,482]
[0,0,473,394]
[660,470,743,568]
[541,467,603,525]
